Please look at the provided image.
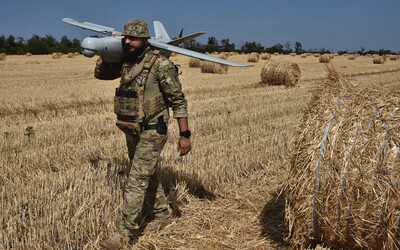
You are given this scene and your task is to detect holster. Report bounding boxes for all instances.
[115,119,141,135]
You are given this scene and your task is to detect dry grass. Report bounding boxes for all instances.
[286,65,400,249]
[260,60,301,87]
[1,54,399,249]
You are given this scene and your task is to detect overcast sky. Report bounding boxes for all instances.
[1,0,399,53]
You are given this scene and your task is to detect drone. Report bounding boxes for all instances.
[62,18,249,67]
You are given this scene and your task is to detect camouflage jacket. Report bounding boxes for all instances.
[94,47,188,123]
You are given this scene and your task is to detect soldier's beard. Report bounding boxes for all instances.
[124,44,148,60]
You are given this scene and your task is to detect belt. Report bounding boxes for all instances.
[143,124,157,130]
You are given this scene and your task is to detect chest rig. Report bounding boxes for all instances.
[114,49,165,123]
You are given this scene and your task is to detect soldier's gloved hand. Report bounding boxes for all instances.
[178,137,191,156]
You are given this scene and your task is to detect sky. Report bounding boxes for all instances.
[1,0,399,53]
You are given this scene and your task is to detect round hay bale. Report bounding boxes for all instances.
[67,53,75,58]
[274,52,279,56]
[26,53,32,56]
[261,53,271,60]
[319,54,331,63]
[260,60,301,87]
[389,55,398,60]
[73,52,80,56]
[218,53,228,60]
[52,53,62,59]
[301,54,307,58]
[314,53,320,57]
[200,61,228,74]
[188,58,202,68]
[373,56,385,64]
[0,53,7,61]
[348,54,356,60]
[286,65,400,249]
[247,54,259,63]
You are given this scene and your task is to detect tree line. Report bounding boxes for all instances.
[0,34,396,56]
[0,35,80,55]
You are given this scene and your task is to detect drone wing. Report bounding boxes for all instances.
[149,39,250,67]
[62,18,118,36]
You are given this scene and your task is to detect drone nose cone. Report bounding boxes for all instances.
[81,37,100,57]
[81,49,96,57]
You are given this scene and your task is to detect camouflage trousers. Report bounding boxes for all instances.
[116,121,170,237]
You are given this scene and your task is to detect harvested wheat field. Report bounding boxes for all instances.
[1,53,400,249]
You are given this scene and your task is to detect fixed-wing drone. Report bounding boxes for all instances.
[62,18,249,67]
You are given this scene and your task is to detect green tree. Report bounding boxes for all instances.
[72,39,81,53]
[183,38,205,53]
[205,36,219,53]
[27,34,48,54]
[266,43,284,54]
[220,38,235,52]
[43,35,57,53]
[284,41,292,54]
[294,41,303,54]
[241,41,264,53]
[0,35,5,53]
[15,37,27,54]
[5,35,17,54]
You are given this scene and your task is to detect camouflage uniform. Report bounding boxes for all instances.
[95,20,188,239]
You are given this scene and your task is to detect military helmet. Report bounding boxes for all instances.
[121,20,150,38]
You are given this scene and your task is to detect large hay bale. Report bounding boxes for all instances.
[188,58,202,68]
[319,54,331,63]
[0,53,7,61]
[389,55,398,61]
[373,56,385,64]
[260,60,301,87]
[200,61,228,74]
[286,65,400,249]
[26,53,32,56]
[67,53,75,58]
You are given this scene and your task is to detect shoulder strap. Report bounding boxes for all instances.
[143,49,161,71]
[137,49,161,122]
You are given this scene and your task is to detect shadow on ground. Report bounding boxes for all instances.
[259,191,290,247]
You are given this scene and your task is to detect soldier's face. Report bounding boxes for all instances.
[124,36,147,53]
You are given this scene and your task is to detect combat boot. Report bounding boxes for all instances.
[144,216,173,233]
[99,232,130,250]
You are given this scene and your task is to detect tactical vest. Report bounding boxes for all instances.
[114,49,167,124]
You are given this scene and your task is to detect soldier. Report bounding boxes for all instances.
[96,20,191,249]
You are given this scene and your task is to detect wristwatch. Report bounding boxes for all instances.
[179,130,191,138]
